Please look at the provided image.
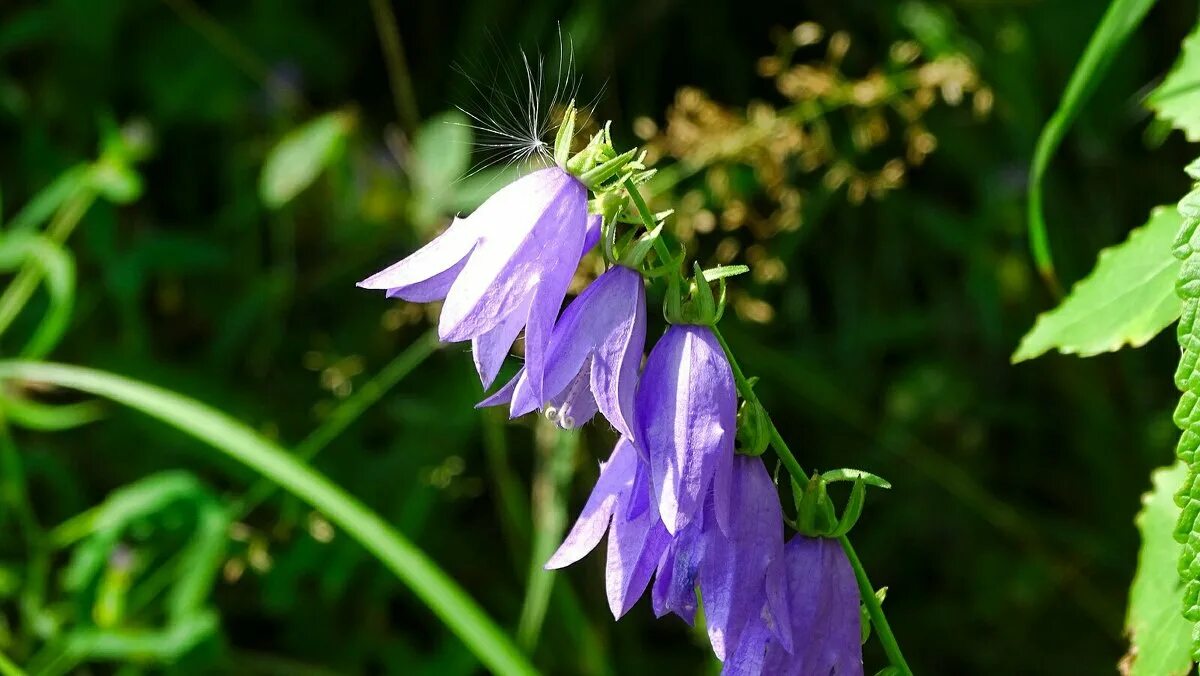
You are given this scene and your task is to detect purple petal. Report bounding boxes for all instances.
[439,167,586,344]
[765,537,864,675]
[545,438,639,570]
[384,254,469,302]
[651,520,704,624]
[637,325,736,535]
[546,357,599,428]
[588,266,646,439]
[700,456,786,661]
[582,213,602,255]
[721,614,773,676]
[471,297,531,389]
[476,368,522,409]
[358,216,479,292]
[606,503,669,619]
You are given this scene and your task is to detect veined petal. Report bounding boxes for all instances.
[545,438,640,570]
[638,325,736,535]
[651,519,704,624]
[700,456,786,661]
[471,296,531,389]
[744,537,863,676]
[588,266,646,439]
[358,216,479,291]
[606,500,669,619]
[439,167,586,343]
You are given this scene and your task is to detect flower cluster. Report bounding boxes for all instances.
[360,111,867,673]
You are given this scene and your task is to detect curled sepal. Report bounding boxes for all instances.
[793,470,888,537]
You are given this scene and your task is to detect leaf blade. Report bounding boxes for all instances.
[1013,206,1182,362]
[1123,462,1194,676]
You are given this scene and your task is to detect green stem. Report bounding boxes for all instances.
[0,648,27,676]
[0,189,94,338]
[0,360,538,676]
[711,326,912,676]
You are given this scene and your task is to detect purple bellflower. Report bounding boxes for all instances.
[649,455,791,661]
[357,166,600,394]
[701,455,792,661]
[480,264,645,436]
[544,436,669,618]
[724,536,864,676]
[635,324,736,537]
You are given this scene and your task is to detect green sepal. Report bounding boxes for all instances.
[822,468,892,489]
[554,105,577,167]
[827,479,866,537]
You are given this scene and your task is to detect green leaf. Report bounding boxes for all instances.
[0,360,537,676]
[1026,0,1160,286]
[1149,22,1200,140]
[259,110,354,210]
[1123,462,1194,676]
[1013,206,1182,362]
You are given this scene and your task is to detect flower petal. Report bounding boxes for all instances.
[439,167,586,343]
[357,216,479,291]
[471,296,532,389]
[638,325,736,535]
[544,437,639,570]
[700,456,786,661]
[588,266,646,439]
[606,502,669,619]
[582,213,602,255]
[651,519,704,624]
[384,253,470,302]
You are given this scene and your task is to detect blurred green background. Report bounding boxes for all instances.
[0,0,1196,673]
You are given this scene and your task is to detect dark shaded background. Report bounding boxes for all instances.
[1,0,1197,673]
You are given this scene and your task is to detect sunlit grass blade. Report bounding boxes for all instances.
[516,419,577,652]
[0,360,538,676]
[1027,0,1159,293]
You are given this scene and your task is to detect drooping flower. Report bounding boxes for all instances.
[544,436,670,618]
[724,535,864,676]
[635,324,736,536]
[357,166,600,394]
[700,455,791,661]
[480,264,645,436]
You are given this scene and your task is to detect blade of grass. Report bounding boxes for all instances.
[1027,0,1159,293]
[0,360,537,676]
[516,419,578,652]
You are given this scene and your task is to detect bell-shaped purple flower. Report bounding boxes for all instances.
[701,455,791,661]
[545,436,670,618]
[358,166,600,395]
[635,324,736,536]
[723,536,864,676]
[480,264,645,436]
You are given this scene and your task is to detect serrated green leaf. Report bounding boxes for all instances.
[259,110,354,210]
[1013,206,1182,362]
[1149,23,1200,140]
[1124,462,1194,676]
